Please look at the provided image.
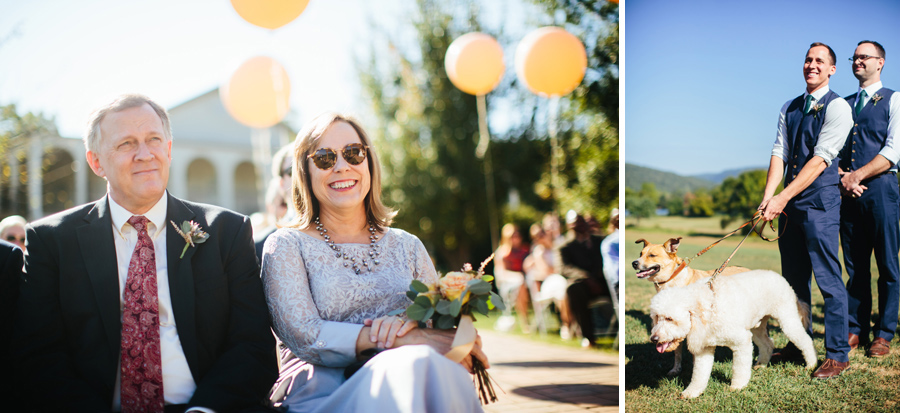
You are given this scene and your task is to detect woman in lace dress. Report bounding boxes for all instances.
[261,113,486,413]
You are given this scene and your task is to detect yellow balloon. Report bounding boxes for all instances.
[220,56,291,129]
[231,0,310,30]
[515,27,587,97]
[445,32,505,96]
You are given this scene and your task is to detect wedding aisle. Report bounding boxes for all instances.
[479,330,619,412]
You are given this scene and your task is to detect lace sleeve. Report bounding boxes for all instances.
[412,237,439,286]
[261,230,326,365]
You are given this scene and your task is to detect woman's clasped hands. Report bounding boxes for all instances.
[363,316,490,374]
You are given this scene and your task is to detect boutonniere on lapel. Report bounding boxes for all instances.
[872,93,884,106]
[811,103,825,119]
[171,220,209,258]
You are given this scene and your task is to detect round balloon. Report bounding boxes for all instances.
[231,0,309,30]
[445,32,505,96]
[220,56,291,129]
[515,27,587,97]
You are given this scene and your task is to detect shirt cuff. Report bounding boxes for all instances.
[312,321,364,367]
[878,147,900,168]
[813,147,836,167]
[185,408,216,413]
[771,148,787,162]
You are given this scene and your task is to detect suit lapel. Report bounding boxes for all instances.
[76,196,122,354]
[166,194,200,372]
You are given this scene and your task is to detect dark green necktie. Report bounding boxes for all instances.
[804,94,815,114]
[855,90,867,115]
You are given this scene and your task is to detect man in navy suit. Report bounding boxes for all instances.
[759,43,853,378]
[839,40,899,358]
[1,239,24,410]
[13,94,277,412]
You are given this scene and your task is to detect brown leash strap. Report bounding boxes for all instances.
[706,211,785,286]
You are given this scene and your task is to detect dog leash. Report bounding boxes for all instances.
[705,211,784,287]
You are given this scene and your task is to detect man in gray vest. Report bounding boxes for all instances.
[839,40,899,358]
[759,42,853,378]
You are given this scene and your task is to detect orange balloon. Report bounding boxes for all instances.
[221,56,291,128]
[609,0,618,3]
[231,0,309,30]
[445,33,505,96]
[515,27,587,97]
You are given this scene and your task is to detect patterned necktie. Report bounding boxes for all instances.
[804,94,815,114]
[855,90,868,115]
[121,216,165,413]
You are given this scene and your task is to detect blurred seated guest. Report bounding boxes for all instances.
[0,215,27,252]
[262,113,486,412]
[255,178,290,262]
[561,211,609,348]
[543,212,564,247]
[600,209,620,295]
[1,239,25,410]
[494,223,532,333]
[524,224,555,284]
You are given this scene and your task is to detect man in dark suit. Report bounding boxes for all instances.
[13,94,277,412]
[839,40,899,358]
[1,240,25,410]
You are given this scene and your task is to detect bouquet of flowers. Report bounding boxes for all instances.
[389,254,504,404]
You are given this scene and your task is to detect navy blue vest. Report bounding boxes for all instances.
[784,89,841,195]
[840,88,895,172]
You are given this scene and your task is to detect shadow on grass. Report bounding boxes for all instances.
[510,384,618,405]
[627,340,739,391]
[494,361,611,368]
[626,309,653,335]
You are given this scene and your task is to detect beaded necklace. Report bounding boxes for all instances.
[315,216,381,274]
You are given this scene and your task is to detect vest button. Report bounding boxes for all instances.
[852,159,855,162]
[793,165,797,168]
[793,174,797,179]
[852,150,856,153]
[855,123,858,127]
[853,132,857,135]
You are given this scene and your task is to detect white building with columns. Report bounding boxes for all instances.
[3,89,294,221]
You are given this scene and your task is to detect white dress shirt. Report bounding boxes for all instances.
[107,192,213,413]
[853,80,900,170]
[772,86,853,166]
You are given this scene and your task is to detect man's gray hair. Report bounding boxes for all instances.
[83,94,172,153]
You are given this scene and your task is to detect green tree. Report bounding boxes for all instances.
[625,187,655,225]
[687,188,715,217]
[663,191,686,216]
[1,103,57,217]
[713,169,770,229]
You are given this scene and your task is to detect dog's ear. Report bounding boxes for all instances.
[663,237,683,254]
[635,238,650,248]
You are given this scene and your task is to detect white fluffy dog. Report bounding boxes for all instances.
[649,270,817,399]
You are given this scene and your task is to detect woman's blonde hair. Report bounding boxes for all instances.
[287,112,396,230]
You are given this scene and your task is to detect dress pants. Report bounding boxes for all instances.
[778,185,850,362]
[841,172,900,343]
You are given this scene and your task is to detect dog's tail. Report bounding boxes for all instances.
[797,299,811,329]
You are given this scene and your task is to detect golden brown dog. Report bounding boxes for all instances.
[632,237,750,375]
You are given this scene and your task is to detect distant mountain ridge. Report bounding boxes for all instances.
[691,167,767,184]
[625,163,767,192]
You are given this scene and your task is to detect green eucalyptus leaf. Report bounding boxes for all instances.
[423,306,435,321]
[435,300,451,315]
[481,275,493,282]
[410,280,429,293]
[466,280,492,295]
[475,298,489,316]
[490,292,506,311]
[406,304,427,321]
[406,290,417,301]
[414,295,433,309]
[436,314,456,329]
[449,299,461,317]
[181,222,191,233]
[386,308,406,316]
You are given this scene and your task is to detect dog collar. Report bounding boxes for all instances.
[656,261,687,286]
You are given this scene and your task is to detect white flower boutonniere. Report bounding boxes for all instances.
[811,103,825,119]
[872,93,884,106]
[171,220,209,258]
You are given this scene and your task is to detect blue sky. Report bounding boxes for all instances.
[624,0,900,176]
[0,0,539,138]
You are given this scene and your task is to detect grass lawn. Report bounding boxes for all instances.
[623,215,900,412]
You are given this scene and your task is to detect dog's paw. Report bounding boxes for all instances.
[680,389,702,399]
[753,363,767,370]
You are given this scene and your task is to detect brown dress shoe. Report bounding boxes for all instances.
[867,338,891,358]
[848,333,859,351]
[812,359,849,379]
